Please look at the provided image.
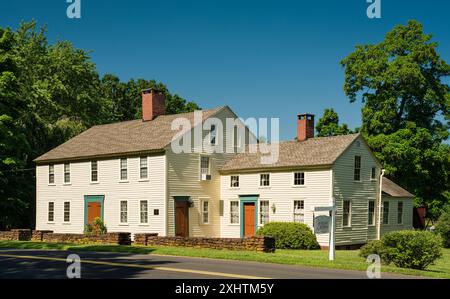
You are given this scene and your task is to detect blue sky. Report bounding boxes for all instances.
[1,0,449,140]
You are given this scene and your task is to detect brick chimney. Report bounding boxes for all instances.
[142,88,166,121]
[297,114,315,141]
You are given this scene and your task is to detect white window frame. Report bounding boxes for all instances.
[397,201,403,225]
[140,200,148,224]
[139,156,149,180]
[229,200,240,225]
[200,155,210,177]
[120,158,128,181]
[230,175,240,188]
[64,163,71,184]
[368,201,375,226]
[202,200,210,224]
[91,161,98,183]
[293,172,305,186]
[354,156,361,181]
[259,200,270,225]
[371,167,376,180]
[63,201,70,223]
[259,173,270,187]
[210,124,217,145]
[382,201,389,225]
[48,202,55,223]
[48,165,55,185]
[343,200,352,227]
[293,200,305,223]
[120,200,128,224]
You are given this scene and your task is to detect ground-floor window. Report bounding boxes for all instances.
[382,201,389,224]
[120,201,128,223]
[140,200,148,224]
[63,202,70,222]
[343,200,351,227]
[397,201,403,224]
[260,201,269,225]
[202,200,209,224]
[48,202,54,222]
[293,200,304,223]
[230,201,239,224]
[368,201,375,226]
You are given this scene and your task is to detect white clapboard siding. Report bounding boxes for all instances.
[35,154,166,238]
[220,168,333,245]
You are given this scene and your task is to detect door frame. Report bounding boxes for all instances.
[84,195,105,225]
[239,195,259,238]
[174,196,190,237]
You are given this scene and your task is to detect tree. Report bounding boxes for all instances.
[316,108,353,137]
[341,20,450,219]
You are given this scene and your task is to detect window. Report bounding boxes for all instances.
[368,201,375,226]
[343,200,351,227]
[382,201,389,224]
[202,201,209,224]
[293,200,305,223]
[397,202,403,224]
[120,201,128,223]
[230,175,239,188]
[371,167,376,180]
[260,201,269,225]
[260,173,270,187]
[294,172,305,186]
[354,156,361,181]
[154,209,159,216]
[140,201,148,224]
[49,165,55,184]
[64,163,70,183]
[63,202,70,222]
[140,157,148,179]
[200,156,210,175]
[120,158,127,180]
[91,161,98,182]
[210,125,217,145]
[48,202,54,222]
[230,201,239,224]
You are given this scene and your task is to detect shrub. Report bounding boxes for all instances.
[84,217,107,235]
[257,222,320,249]
[435,206,450,248]
[359,230,442,270]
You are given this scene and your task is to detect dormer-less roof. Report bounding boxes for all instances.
[382,177,414,198]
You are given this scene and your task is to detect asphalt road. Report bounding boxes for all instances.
[0,249,420,279]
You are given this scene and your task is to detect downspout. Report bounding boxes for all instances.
[377,169,385,240]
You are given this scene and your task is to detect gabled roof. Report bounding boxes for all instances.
[34,107,224,163]
[220,133,361,172]
[382,177,414,198]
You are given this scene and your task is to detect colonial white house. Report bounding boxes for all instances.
[34,89,413,247]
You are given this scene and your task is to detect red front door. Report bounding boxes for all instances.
[175,201,189,237]
[244,203,255,237]
[87,202,101,224]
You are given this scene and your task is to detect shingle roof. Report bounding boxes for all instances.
[220,133,361,172]
[382,177,414,198]
[34,107,224,163]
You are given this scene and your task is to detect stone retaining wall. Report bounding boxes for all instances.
[134,234,275,252]
[0,229,32,241]
[31,231,131,245]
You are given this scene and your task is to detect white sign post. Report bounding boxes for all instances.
[313,205,336,261]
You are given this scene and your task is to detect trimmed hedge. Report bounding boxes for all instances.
[360,230,442,270]
[257,222,320,250]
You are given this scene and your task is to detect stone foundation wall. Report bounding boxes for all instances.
[32,231,131,245]
[134,234,275,253]
[0,229,32,241]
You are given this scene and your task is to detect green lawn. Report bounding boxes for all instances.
[0,241,449,278]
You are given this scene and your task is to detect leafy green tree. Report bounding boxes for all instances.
[341,20,450,219]
[316,108,353,137]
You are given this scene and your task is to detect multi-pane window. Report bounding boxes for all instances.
[382,201,389,224]
[120,158,127,180]
[354,156,361,181]
[397,202,403,224]
[200,156,210,175]
[202,201,209,224]
[140,157,148,179]
[371,167,376,180]
[260,174,270,187]
[140,201,148,224]
[230,201,239,224]
[49,165,55,184]
[293,200,305,223]
[230,175,239,188]
[260,201,269,225]
[120,201,128,223]
[294,172,305,186]
[48,202,54,222]
[368,201,375,226]
[210,125,217,145]
[64,163,70,183]
[63,202,70,222]
[343,200,351,227]
[91,161,98,182]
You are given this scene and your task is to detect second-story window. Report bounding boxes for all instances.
[120,158,127,180]
[140,157,148,179]
[210,125,217,145]
[230,175,239,188]
[354,156,361,181]
[260,173,270,187]
[91,161,98,182]
[49,165,55,184]
[64,163,70,183]
[371,167,376,180]
[200,156,210,176]
[294,172,305,186]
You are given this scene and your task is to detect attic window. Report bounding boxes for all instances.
[210,125,217,145]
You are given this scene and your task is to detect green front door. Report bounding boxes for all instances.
[84,195,104,225]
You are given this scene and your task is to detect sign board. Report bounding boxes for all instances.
[314,215,331,234]
[314,206,337,212]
